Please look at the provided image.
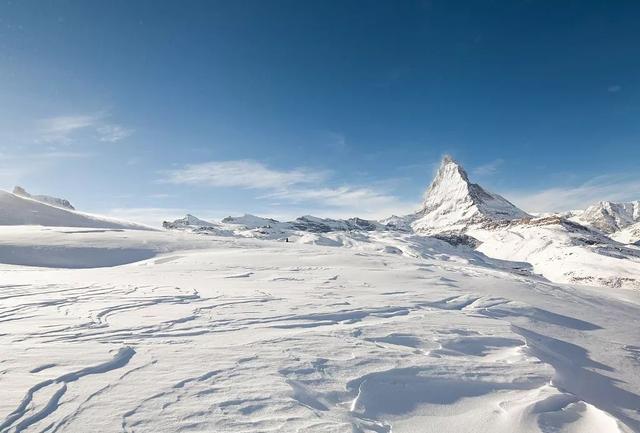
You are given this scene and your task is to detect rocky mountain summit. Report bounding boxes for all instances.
[13,186,75,210]
[573,200,640,233]
[411,156,530,233]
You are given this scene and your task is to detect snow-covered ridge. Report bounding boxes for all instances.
[13,185,75,210]
[163,213,384,237]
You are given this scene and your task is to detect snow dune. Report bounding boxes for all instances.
[0,230,638,433]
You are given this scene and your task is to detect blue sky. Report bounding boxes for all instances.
[1,0,639,225]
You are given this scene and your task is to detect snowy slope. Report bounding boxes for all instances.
[0,226,221,268]
[0,229,638,433]
[611,221,640,245]
[411,156,530,233]
[469,216,640,289]
[0,190,152,230]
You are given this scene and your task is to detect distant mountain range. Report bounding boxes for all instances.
[2,157,639,289]
[162,156,640,289]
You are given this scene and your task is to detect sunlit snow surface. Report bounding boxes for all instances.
[1,228,639,433]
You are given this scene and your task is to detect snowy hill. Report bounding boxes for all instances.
[0,190,152,230]
[13,185,75,210]
[411,156,530,233]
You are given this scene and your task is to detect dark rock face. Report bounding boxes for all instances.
[290,216,380,233]
[433,232,481,248]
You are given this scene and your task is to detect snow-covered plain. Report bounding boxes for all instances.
[1,227,639,433]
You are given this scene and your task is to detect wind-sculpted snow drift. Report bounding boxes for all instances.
[1,158,640,432]
[0,233,638,433]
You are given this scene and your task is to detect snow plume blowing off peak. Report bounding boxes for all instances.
[412,156,530,233]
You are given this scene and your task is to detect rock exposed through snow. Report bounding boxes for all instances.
[13,185,75,210]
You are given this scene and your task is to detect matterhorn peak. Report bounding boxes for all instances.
[412,156,529,233]
[421,156,472,207]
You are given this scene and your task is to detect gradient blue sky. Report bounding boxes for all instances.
[1,0,639,225]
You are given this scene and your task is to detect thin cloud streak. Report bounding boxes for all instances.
[97,124,134,142]
[472,158,504,176]
[162,160,327,190]
[262,186,400,209]
[508,174,640,213]
[161,159,417,217]
[37,113,133,144]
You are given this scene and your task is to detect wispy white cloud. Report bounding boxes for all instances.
[507,174,640,213]
[472,158,504,176]
[30,151,93,159]
[261,186,398,209]
[0,151,92,160]
[37,114,101,144]
[608,85,622,93]
[97,124,134,142]
[37,113,133,144]
[163,160,327,190]
[325,131,348,152]
[0,151,93,187]
[161,159,418,218]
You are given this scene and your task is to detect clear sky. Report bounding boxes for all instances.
[1,0,639,225]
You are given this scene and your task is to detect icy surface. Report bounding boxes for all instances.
[0,228,639,433]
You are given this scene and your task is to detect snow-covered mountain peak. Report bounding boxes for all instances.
[13,185,75,210]
[163,214,215,229]
[412,156,530,233]
[420,155,473,209]
[577,200,640,233]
